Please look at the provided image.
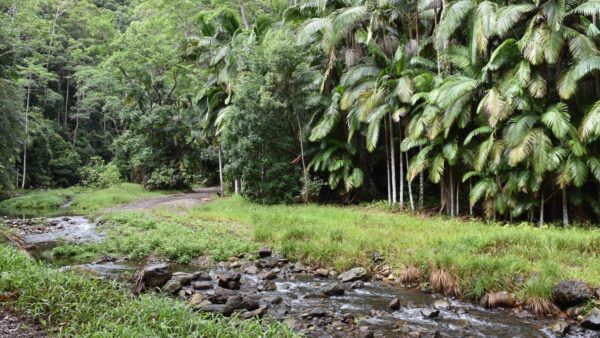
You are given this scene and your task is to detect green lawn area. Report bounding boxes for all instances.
[0,183,166,214]
[0,244,292,337]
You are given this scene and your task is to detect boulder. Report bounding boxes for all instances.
[217,272,241,290]
[198,304,232,316]
[596,287,600,299]
[259,270,277,280]
[189,293,204,306]
[389,297,401,311]
[338,267,368,283]
[420,308,440,318]
[292,262,304,273]
[172,272,194,284]
[241,305,269,319]
[315,268,330,278]
[162,279,182,294]
[244,265,259,275]
[581,308,600,330]
[433,299,450,310]
[321,284,345,297]
[358,327,375,338]
[257,280,277,292]
[351,281,365,289]
[192,271,212,281]
[550,321,570,336]
[192,281,213,290]
[566,305,585,318]
[309,308,327,318]
[209,286,237,304]
[552,280,593,308]
[258,247,272,258]
[138,263,172,289]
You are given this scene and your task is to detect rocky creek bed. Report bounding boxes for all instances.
[2,215,600,338]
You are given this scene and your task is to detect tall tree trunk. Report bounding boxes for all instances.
[64,77,69,127]
[449,167,454,217]
[419,147,424,208]
[239,2,249,29]
[538,190,544,227]
[456,179,460,216]
[21,78,31,189]
[398,120,404,209]
[234,180,239,194]
[439,176,446,214]
[469,179,473,216]
[562,188,569,227]
[388,114,397,205]
[296,113,308,203]
[218,146,224,197]
[406,150,415,211]
[384,121,391,205]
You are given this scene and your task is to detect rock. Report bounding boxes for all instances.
[433,300,450,310]
[315,268,330,278]
[321,284,345,297]
[259,270,277,280]
[244,265,259,274]
[581,308,600,330]
[595,287,600,298]
[566,305,585,318]
[162,279,182,294]
[371,252,385,264]
[258,246,272,258]
[198,304,232,316]
[217,272,241,290]
[138,263,172,289]
[309,308,327,318]
[389,297,401,311]
[257,280,276,292]
[552,280,593,308]
[209,286,237,304]
[358,327,375,338]
[241,305,269,319]
[351,281,365,289]
[192,271,211,281]
[550,321,570,336]
[172,272,194,284]
[192,281,213,290]
[292,262,304,273]
[189,293,204,306]
[338,267,368,283]
[420,308,440,318]
[479,291,516,308]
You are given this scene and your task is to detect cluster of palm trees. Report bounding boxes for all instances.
[192,0,600,225]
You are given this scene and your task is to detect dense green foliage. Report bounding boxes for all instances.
[2,0,600,224]
[0,243,293,337]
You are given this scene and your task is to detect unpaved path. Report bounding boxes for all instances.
[102,187,220,213]
[0,308,46,338]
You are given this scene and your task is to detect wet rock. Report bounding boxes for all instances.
[264,295,283,304]
[259,270,277,280]
[257,280,276,292]
[241,305,269,319]
[550,321,570,336]
[192,271,211,281]
[514,309,534,319]
[420,308,440,318]
[479,291,516,308]
[162,279,182,294]
[209,286,237,304]
[172,272,194,284]
[258,246,272,258]
[338,267,368,283]
[595,287,600,299]
[309,308,328,318]
[192,281,213,290]
[433,299,450,310]
[217,272,241,290]
[292,262,304,273]
[244,265,259,275]
[350,281,365,289]
[138,263,171,290]
[566,305,585,318]
[321,284,345,297]
[581,308,600,330]
[198,304,232,316]
[552,280,593,308]
[358,326,375,338]
[315,268,329,278]
[389,297,401,311]
[189,293,204,306]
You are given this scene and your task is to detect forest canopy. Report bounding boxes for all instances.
[2,0,600,225]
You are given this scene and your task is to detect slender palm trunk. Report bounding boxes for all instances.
[234,180,239,194]
[64,77,69,127]
[21,78,31,189]
[419,147,424,208]
[218,146,224,197]
[469,179,473,216]
[449,167,454,217]
[384,121,391,205]
[538,190,544,227]
[456,179,460,216]
[388,114,397,205]
[296,113,308,203]
[562,188,569,227]
[398,120,404,209]
[406,150,415,211]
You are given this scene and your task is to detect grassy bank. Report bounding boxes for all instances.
[0,244,293,337]
[0,183,165,215]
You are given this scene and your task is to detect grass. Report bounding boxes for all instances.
[182,196,600,310]
[0,183,166,215]
[0,244,294,337]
